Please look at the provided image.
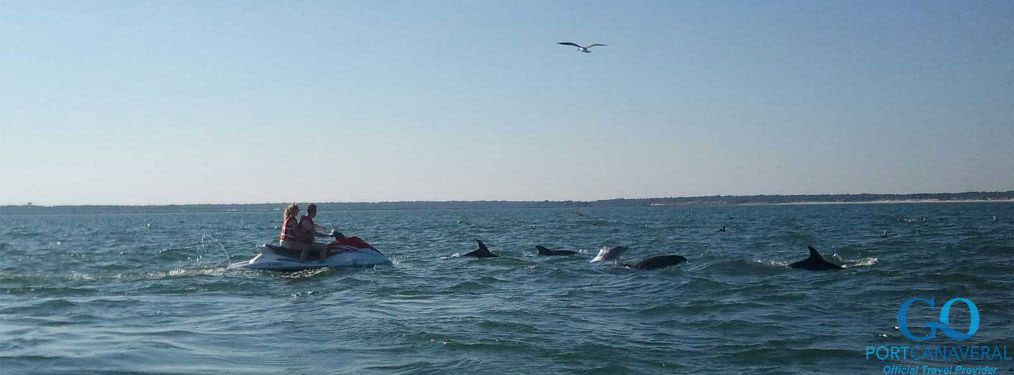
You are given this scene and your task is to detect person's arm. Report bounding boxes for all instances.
[304,220,332,238]
[298,219,315,240]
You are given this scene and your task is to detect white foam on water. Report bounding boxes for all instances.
[847,257,879,268]
[590,247,616,263]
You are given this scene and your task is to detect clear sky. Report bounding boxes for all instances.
[1,0,1011,205]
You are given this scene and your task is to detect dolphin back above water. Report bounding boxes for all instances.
[535,245,578,256]
[591,246,629,262]
[591,246,686,270]
[625,255,688,270]
[788,246,843,271]
[463,240,497,258]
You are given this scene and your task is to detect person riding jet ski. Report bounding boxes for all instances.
[278,203,302,246]
[277,203,333,262]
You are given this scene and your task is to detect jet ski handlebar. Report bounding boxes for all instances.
[314,229,345,239]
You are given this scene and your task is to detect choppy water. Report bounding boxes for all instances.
[1,203,1012,374]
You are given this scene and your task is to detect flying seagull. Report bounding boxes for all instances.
[558,42,606,53]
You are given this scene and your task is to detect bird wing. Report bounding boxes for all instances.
[557,42,581,47]
[585,43,606,48]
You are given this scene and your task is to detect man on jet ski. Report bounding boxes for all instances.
[297,204,332,262]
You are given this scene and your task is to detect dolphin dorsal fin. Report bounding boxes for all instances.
[476,240,489,252]
[536,246,550,255]
[807,246,823,260]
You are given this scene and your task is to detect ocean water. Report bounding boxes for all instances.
[1,203,1012,374]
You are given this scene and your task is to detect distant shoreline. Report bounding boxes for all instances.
[733,199,1014,206]
[2,191,1012,215]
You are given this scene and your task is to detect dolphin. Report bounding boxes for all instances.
[535,245,578,256]
[591,246,686,270]
[463,240,497,258]
[590,246,629,262]
[788,246,843,271]
[624,255,688,270]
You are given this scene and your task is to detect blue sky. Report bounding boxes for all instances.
[1,0,1011,205]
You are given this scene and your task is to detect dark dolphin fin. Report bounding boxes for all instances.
[463,240,497,258]
[536,245,552,255]
[807,245,823,260]
[793,245,843,270]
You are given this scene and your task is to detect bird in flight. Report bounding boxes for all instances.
[558,42,606,53]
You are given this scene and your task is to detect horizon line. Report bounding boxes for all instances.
[5,190,1012,208]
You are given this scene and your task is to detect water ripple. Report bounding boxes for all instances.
[0,204,1011,373]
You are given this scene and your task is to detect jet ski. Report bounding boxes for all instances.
[227,236,391,271]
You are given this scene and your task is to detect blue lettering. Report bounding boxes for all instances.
[927,298,980,341]
[947,346,959,361]
[877,346,890,360]
[899,298,938,341]
[911,345,924,360]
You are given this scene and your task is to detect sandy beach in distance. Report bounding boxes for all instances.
[767,199,1014,206]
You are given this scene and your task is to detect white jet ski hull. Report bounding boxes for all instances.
[228,244,391,271]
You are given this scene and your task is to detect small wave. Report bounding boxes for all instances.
[729,346,860,363]
[158,247,201,261]
[701,259,788,276]
[445,281,486,293]
[388,256,403,267]
[279,267,331,278]
[289,289,330,300]
[476,276,506,284]
[758,259,791,267]
[0,298,77,315]
[362,361,439,373]
[576,219,611,226]
[676,300,766,314]
[69,271,96,281]
[144,266,227,279]
[442,338,533,352]
[931,272,997,289]
[637,303,683,316]
[582,364,633,374]
[845,257,878,268]
[477,320,539,333]
[978,244,1014,255]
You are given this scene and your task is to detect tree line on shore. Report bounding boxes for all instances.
[2,191,1011,215]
